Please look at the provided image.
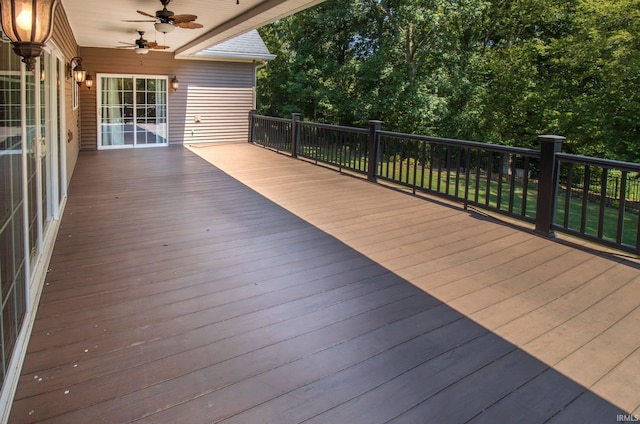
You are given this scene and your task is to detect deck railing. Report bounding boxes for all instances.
[297,121,370,174]
[554,154,640,253]
[249,112,640,255]
[250,114,292,153]
[376,131,541,224]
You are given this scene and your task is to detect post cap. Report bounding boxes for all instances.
[537,135,566,143]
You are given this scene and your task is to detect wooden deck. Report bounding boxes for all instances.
[9,143,639,423]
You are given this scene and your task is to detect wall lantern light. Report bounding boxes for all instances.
[0,0,59,71]
[85,73,93,90]
[171,75,179,91]
[68,56,86,84]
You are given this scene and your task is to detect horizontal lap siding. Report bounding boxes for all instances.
[77,48,255,150]
[174,65,254,144]
[52,4,80,181]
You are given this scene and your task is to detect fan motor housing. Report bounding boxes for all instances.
[156,9,175,21]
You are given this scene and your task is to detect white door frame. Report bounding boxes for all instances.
[96,73,169,150]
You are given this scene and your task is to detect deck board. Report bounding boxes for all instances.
[8,144,637,422]
[193,142,640,417]
[303,333,519,424]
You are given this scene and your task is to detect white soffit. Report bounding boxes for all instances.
[61,0,324,59]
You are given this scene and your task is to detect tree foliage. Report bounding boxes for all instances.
[257,0,640,161]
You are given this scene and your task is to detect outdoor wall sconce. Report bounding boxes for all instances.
[171,76,179,91]
[0,0,59,71]
[68,56,86,84]
[85,74,93,90]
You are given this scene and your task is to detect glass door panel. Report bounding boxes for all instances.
[56,56,64,208]
[135,78,168,146]
[26,68,38,263]
[100,77,132,147]
[40,52,54,235]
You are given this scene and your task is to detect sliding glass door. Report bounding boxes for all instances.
[98,75,168,149]
[0,41,27,387]
[0,40,65,390]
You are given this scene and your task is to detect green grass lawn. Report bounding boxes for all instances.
[555,192,638,246]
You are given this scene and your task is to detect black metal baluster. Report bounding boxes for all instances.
[617,171,627,245]
[597,168,608,239]
[564,163,573,229]
[580,166,590,234]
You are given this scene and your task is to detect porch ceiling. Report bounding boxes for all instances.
[60,0,322,58]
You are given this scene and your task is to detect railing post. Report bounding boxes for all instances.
[367,120,382,182]
[248,109,256,143]
[535,134,565,236]
[291,113,301,158]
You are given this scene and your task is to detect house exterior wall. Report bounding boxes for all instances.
[52,5,81,185]
[77,48,256,150]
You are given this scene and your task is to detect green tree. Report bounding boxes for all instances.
[257,1,361,123]
[257,0,640,162]
[545,0,640,160]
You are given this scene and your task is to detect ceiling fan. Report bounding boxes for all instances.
[116,31,170,55]
[123,0,204,33]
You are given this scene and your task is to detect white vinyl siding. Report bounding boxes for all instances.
[179,86,254,144]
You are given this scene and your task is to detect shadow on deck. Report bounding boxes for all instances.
[9,144,638,423]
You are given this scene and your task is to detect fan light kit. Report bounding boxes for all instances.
[154,22,175,34]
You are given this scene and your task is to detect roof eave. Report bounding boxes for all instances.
[176,52,277,62]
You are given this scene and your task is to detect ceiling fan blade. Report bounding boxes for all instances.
[169,14,197,23]
[137,10,158,19]
[177,22,203,29]
[118,41,136,45]
[145,42,159,48]
[151,45,170,50]
[115,46,135,49]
